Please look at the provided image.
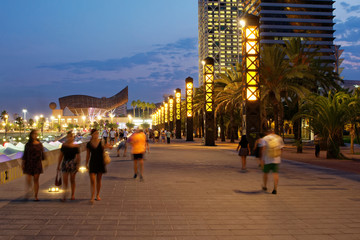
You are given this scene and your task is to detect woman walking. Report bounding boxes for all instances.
[57,131,80,201]
[86,129,112,203]
[22,130,45,201]
[236,135,251,171]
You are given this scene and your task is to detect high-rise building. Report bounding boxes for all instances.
[243,0,336,61]
[198,0,244,85]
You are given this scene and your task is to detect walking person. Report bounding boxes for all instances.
[260,129,284,194]
[116,138,127,157]
[123,128,128,140]
[56,131,80,201]
[236,135,251,171]
[109,128,116,145]
[129,129,146,182]
[22,130,46,201]
[86,129,112,203]
[161,129,166,144]
[253,133,265,167]
[314,132,321,158]
[101,128,109,144]
[154,129,159,143]
[166,130,171,144]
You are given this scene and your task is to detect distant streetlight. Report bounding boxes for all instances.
[164,102,169,130]
[168,96,174,132]
[185,77,194,141]
[109,113,114,123]
[175,88,182,139]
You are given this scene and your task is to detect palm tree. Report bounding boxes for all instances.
[294,91,352,159]
[136,100,142,117]
[149,103,156,116]
[215,63,244,143]
[131,101,136,117]
[260,44,311,135]
[1,110,9,121]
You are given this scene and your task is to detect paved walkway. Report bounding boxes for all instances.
[0,140,360,240]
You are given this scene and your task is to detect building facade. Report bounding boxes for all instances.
[244,0,336,61]
[198,0,244,84]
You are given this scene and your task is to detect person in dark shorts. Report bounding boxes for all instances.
[129,129,146,181]
[260,129,284,194]
[57,131,80,201]
[236,135,251,171]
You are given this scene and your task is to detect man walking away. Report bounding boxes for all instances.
[260,129,284,194]
[129,129,146,182]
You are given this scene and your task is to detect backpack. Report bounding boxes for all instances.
[266,135,281,158]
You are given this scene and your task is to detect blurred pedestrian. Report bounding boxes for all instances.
[260,129,284,194]
[22,130,45,201]
[116,139,127,157]
[129,129,146,182]
[314,133,321,158]
[161,129,166,143]
[57,131,80,201]
[236,135,251,171]
[109,128,116,145]
[101,128,108,144]
[154,129,159,143]
[86,129,112,203]
[253,133,265,167]
[166,130,171,144]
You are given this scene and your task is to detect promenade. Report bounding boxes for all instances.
[0,139,360,240]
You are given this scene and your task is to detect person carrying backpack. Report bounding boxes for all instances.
[260,129,284,195]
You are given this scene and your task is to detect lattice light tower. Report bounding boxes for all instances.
[164,102,169,130]
[241,14,261,149]
[185,77,194,141]
[175,88,182,139]
[168,96,174,132]
[161,105,165,127]
[203,57,215,146]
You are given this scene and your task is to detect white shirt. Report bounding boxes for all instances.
[123,131,128,138]
[102,129,108,137]
[260,133,284,164]
[109,130,116,138]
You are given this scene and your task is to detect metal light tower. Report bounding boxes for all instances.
[164,102,169,130]
[168,96,174,132]
[203,57,215,146]
[241,14,261,149]
[185,77,194,141]
[175,88,182,139]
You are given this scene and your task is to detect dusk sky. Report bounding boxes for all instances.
[1,0,360,119]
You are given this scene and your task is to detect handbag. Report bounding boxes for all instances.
[55,170,62,186]
[103,150,111,165]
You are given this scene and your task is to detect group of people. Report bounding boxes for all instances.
[22,127,147,203]
[101,128,128,145]
[236,129,284,194]
[152,129,172,144]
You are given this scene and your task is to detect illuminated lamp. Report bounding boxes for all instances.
[203,57,215,146]
[241,14,261,150]
[175,88,182,139]
[185,77,194,141]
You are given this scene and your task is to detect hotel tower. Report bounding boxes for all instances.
[198,0,244,84]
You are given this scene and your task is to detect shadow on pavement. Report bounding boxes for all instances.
[233,190,265,195]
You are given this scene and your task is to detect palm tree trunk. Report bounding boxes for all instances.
[230,111,235,143]
[327,135,340,159]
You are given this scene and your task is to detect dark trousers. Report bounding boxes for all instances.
[167,137,170,144]
[315,144,320,157]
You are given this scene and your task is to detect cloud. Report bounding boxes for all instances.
[40,38,198,72]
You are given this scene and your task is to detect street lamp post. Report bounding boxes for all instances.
[168,96,174,132]
[82,116,86,130]
[185,77,194,141]
[241,14,261,150]
[161,105,165,129]
[203,57,215,146]
[175,88,182,139]
[164,102,169,130]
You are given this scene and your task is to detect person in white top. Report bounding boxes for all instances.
[260,129,284,195]
[101,129,109,144]
[109,128,116,145]
[123,129,128,140]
